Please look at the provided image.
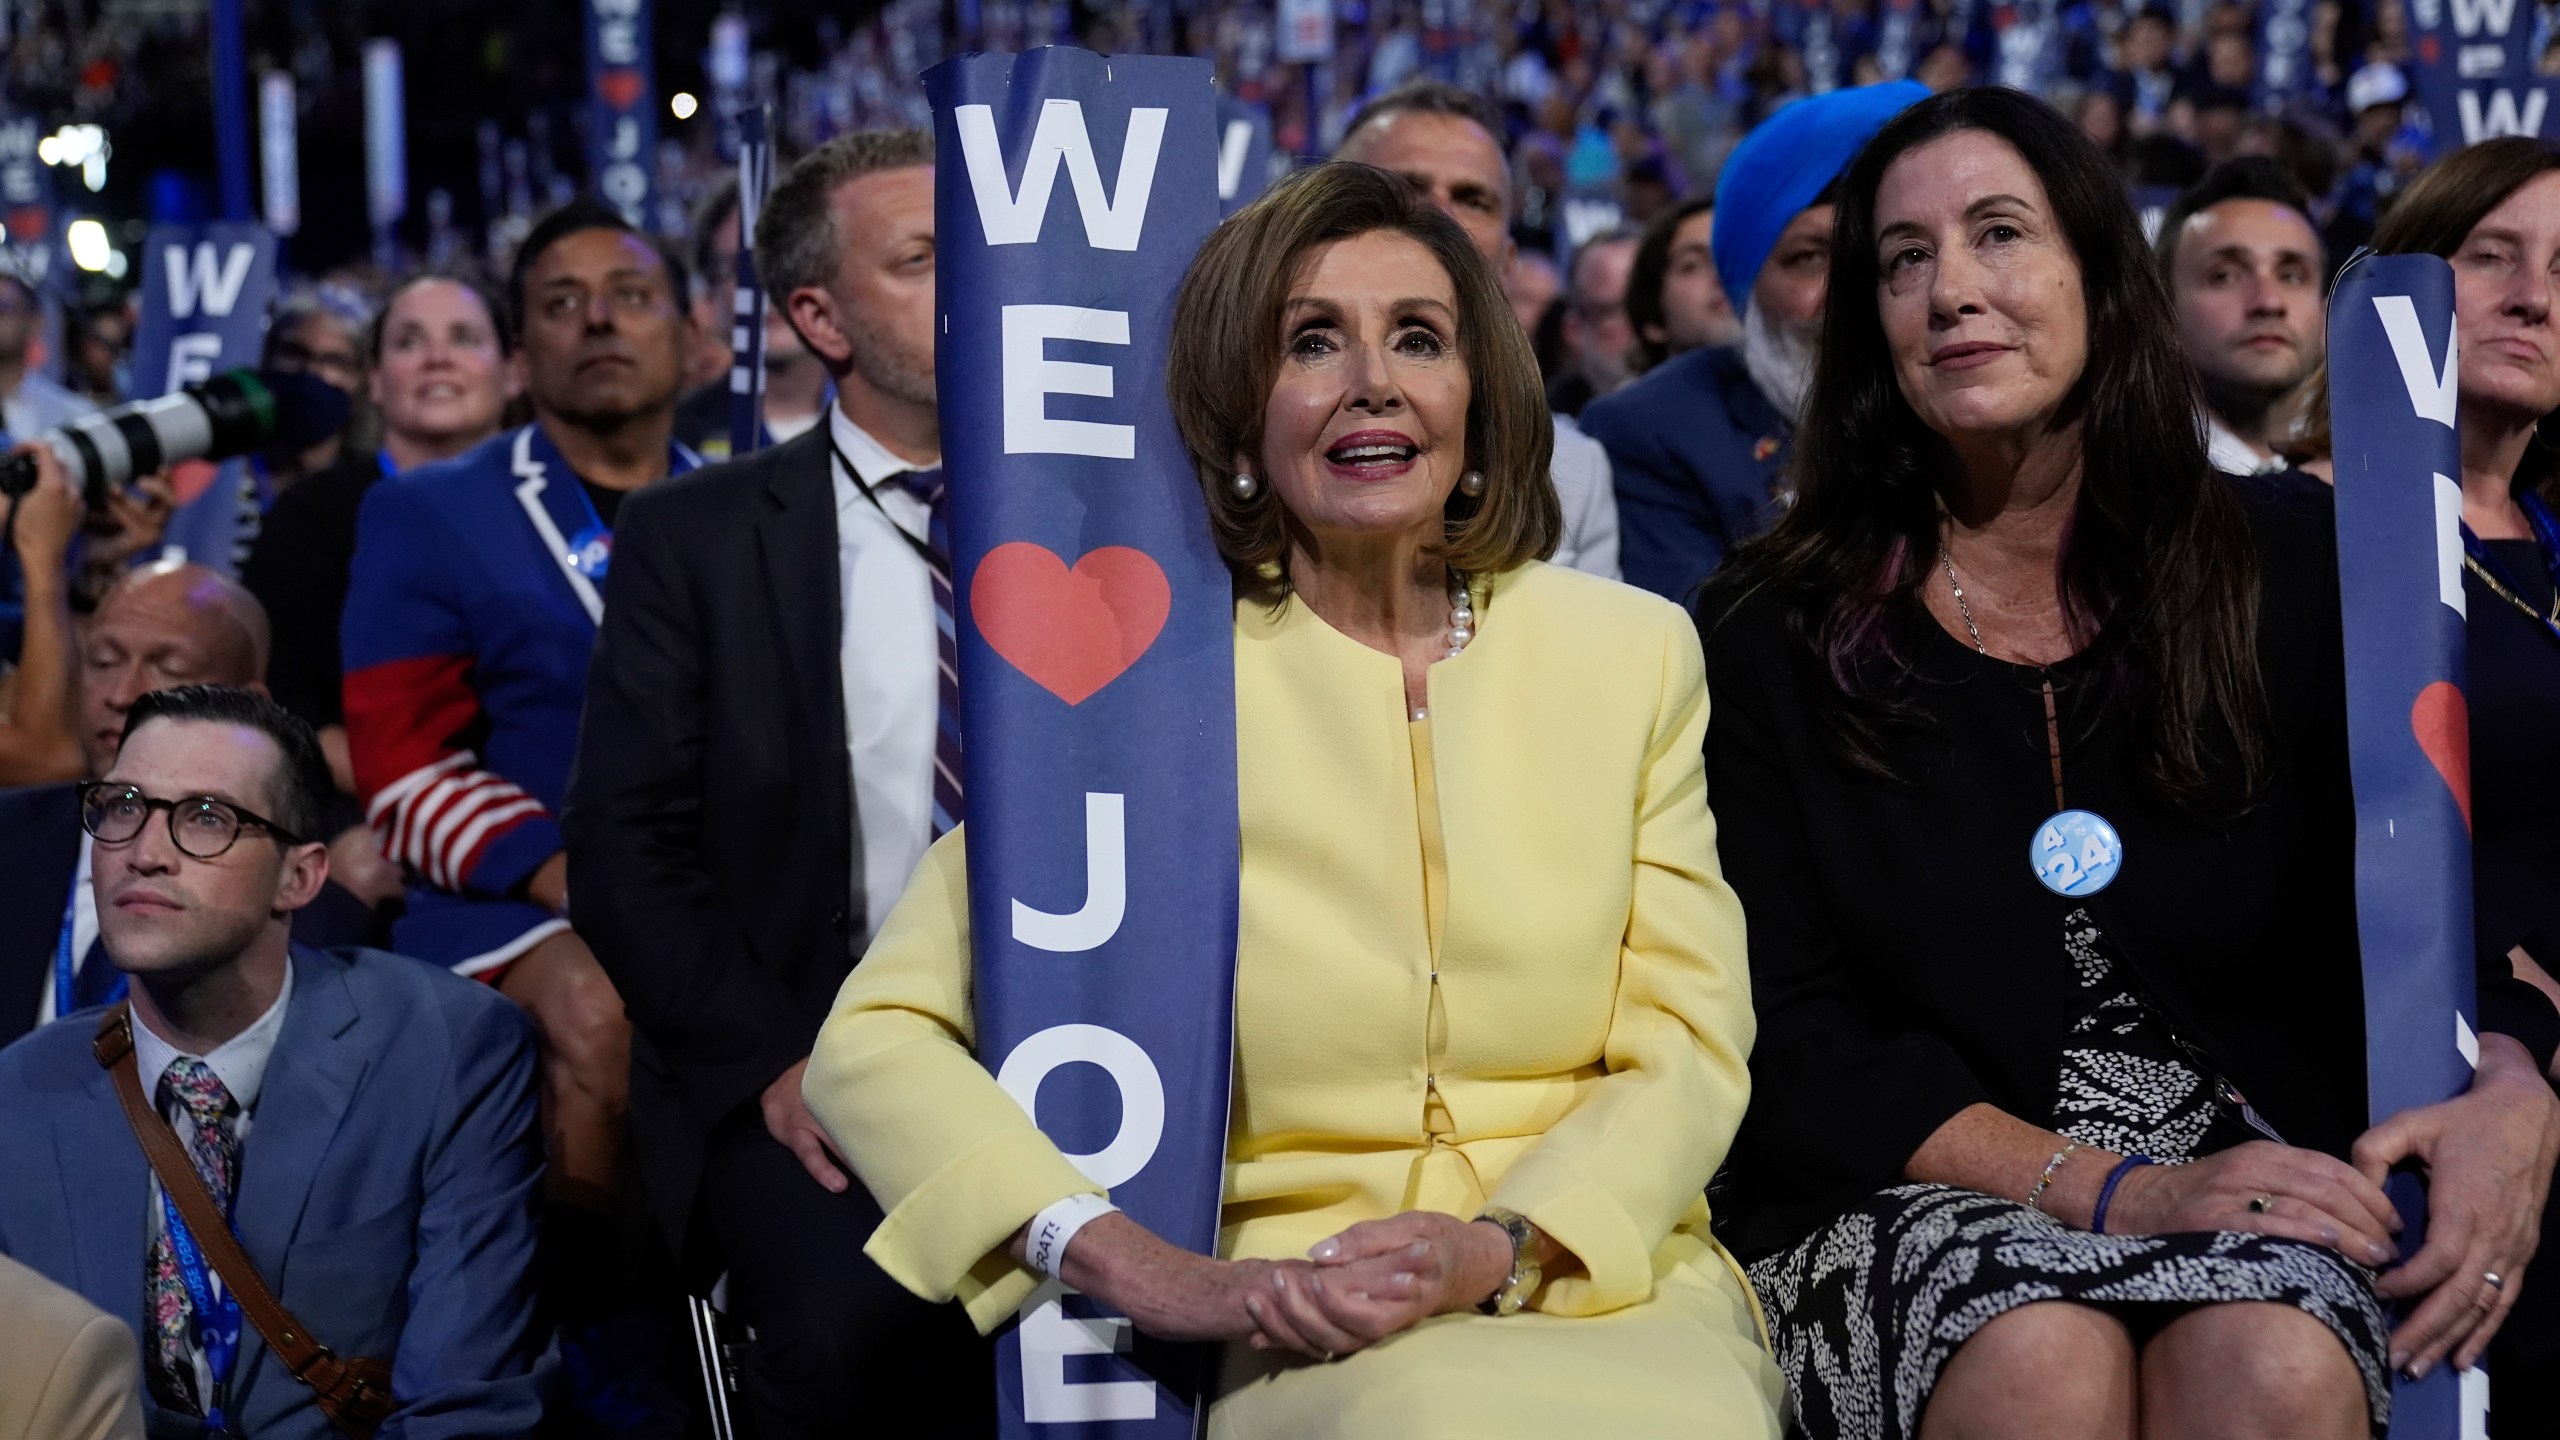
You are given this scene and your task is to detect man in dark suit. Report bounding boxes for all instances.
[0,560,382,1048]
[563,129,993,1437]
[0,685,549,1438]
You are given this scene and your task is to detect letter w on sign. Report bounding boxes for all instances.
[929,48,1235,1440]
[957,97,1169,250]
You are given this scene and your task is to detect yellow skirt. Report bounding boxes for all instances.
[1206,1230,1784,1440]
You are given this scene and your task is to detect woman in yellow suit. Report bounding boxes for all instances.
[804,161,1782,1438]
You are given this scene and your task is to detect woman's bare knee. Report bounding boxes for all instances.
[1918,1302,2138,1440]
[2141,1303,2365,1440]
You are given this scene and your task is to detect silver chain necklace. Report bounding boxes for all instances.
[1939,547,1990,655]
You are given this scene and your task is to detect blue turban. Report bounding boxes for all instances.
[1710,81,1930,310]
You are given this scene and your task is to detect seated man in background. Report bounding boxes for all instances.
[1586,80,1927,600]
[0,530,390,1049]
[1334,78,1621,579]
[0,685,549,1439]
[2154,156,2327,476]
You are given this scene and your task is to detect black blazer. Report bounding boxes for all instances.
[561,426,863,1249]
[1698,479,2560,1262]
[0,785,87,1047]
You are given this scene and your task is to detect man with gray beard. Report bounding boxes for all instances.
[562,131,997,1436]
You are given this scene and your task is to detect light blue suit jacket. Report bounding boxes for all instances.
[0,945,551,1438]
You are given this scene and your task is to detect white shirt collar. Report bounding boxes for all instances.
[2204,414,2284,476]
[131,955,296,1115]
[828,405,939,495]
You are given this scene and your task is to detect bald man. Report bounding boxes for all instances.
[0,561,385,1044]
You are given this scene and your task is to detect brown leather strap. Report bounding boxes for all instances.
[95,1005,395,1438]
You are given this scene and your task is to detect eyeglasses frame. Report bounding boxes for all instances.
[77,780,311,860]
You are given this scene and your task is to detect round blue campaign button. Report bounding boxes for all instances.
[2030,809,2124,896]
[565,524,613,582]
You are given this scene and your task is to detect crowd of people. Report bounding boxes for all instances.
[2,12,2560,1440]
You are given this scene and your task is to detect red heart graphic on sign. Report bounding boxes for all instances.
[598,69,646,112]
[970,543,1171,705]
[2412,680,2472,833]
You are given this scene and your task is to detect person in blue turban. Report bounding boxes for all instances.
[1581,80,1928,601]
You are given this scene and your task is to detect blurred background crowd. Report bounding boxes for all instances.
[0,0,2461,416]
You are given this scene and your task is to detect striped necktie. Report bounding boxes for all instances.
[892,468,964,838]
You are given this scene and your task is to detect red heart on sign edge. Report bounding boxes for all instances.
[969,542,1172,706]
[2411,680,2471,833]
[597,70,646,113]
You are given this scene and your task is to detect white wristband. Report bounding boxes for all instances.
[1025,1193,1119,1281]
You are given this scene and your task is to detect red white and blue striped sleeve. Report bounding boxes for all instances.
[341,478,562,899]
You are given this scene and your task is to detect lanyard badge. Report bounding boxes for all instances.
[161,1189,245,1437]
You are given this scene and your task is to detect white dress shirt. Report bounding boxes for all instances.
[132,958,296,1413]
[2205,414,2286,476]
[31,836,99,1030]
[1549,416,1624,582]
[827,407,941,942]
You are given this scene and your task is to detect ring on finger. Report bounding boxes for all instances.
[2485,1271,2506,1291]
[2248,1194,2276,1215]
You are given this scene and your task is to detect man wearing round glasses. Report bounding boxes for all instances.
[0,684,550,1437]
[0,556,387,1048]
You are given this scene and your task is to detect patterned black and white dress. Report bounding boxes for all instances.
[1746,910,2391,1440]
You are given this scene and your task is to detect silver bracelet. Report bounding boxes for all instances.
[2025,1139,2081,1212]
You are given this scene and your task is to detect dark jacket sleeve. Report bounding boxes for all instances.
[241,476,353,729]
[1701,600,1995,1255]
[1584,391,1726,602]
[561,482,812,1128]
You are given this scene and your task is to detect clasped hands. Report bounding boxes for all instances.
[1024,1208,1518,1363]
[2100,1032,2560,1381]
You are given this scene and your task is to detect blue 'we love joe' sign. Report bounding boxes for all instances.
[929,47,1236,1439]
[2328,252,2487,1439]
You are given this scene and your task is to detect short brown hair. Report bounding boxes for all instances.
[754,129,934,300]
[1166,161,1558,603]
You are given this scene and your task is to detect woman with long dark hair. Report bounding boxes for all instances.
[1699,88,2560,1439]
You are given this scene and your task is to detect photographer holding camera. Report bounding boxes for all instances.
[0,442,83,785]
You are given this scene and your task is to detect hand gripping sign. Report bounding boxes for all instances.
[2329,252,2488,1439]
[928,48,1235,1438]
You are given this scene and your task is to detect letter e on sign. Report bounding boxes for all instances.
[1003,306,1136,458]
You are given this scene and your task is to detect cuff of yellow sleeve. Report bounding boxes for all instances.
[861,1129,1101,1316]
[1490,1168,1653,1316]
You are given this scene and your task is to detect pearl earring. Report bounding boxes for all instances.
[1459,470,1487,497]
[1230,472,1260,500]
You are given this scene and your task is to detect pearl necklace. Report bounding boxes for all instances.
[1444,570,1477,659]
[1412,571,1476,721]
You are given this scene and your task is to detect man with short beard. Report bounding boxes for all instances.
[1586,81,1927,600]
[2154,158,2326,476]
[563,131,996,1437]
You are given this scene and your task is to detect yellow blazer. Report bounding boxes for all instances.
[807,560,1758,1336]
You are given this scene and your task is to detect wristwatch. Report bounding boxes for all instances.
[1474,1207,1543,1316]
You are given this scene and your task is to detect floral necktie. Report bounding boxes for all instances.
[145,1057,239,1416]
